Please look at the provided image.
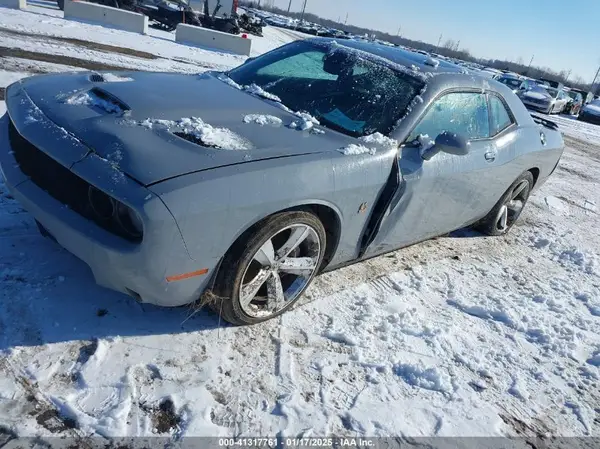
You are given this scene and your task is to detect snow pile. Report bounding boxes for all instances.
[393,363,453,393]
[289,112,320,131]
[216,73,242,90]
[140,117,252,150]
[338,133,398,156]
[244,83,281,103]
[242,114,283,127]
[417,133,435,150]
[65,91,123,114]
[100,73,134,82]
[338,143,376,156]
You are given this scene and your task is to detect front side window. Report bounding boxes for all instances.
[227,41,425,137]
[408,92,490,142]
[489,95,513,136]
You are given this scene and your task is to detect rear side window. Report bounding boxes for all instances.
[489,95,513,136]
[408,92,490,141]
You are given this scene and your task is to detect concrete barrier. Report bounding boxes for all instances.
[0,0,26,9]
[64,0,148,35]
[176,24,252,56]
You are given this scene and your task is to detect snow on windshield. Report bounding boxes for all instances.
[227,40,425,138]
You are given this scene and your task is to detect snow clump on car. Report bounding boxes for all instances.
[243,114,283,126]
[338,132,398,156]
[140,117,253,151]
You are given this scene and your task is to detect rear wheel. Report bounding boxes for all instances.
[211,211,326,325]
[475,171,534,236]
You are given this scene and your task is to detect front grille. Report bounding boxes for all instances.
[8,120,141,243]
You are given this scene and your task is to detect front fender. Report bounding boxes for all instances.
[149,150,392,271]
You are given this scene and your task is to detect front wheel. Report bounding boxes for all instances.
[211,211,326,325]
[475,171,534,236]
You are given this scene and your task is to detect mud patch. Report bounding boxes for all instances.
[35,409,78,433]
[77,339,98,365]
[0,46,137,72]
[0,28,158,60]
[140,398,181,434]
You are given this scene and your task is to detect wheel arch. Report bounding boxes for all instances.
[528,167,540,187]
[225,201,343,273]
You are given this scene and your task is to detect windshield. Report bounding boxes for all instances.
[227,41,425,137]
[567,91,581,101]
[498,77,521,88]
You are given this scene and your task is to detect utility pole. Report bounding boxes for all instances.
[592,67,600,95]
[396,25,401,36]
[287,0,291,13]
[299,0,307,24]
[344,12,348,25]
[527,54,534,69]
[437,33,443,47]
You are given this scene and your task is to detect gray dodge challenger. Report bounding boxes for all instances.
[0,39,564,325]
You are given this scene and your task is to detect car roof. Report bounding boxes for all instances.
[316,38,467,74]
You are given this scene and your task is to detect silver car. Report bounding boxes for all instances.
[1,39,564,325]
[519,85,569,114]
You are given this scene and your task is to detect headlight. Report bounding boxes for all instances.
[115,202,143,239]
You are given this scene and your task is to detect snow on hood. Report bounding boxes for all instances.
[242,114,283,126]
[289,112,320,131]
[244,84,282,103]
[338,132,398,156]
[140,117,253,151]
[65,90,124,114]
[101,73,134,82]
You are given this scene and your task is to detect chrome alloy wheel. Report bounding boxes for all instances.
[239,224,322,318]
[495,179,530,232]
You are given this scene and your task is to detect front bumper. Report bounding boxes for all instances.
[0,85,217,307]
[522,99,551,112]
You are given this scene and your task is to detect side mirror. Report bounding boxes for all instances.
[422,131,470,161]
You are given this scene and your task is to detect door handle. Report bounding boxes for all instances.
[484,151,497,162]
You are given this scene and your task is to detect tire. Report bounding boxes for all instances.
[475,171,534,236]
[210,211,326,325]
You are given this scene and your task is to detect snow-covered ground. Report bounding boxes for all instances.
[2,4,600,441]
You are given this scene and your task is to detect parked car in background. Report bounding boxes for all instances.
[519,85,569,114]
[569,88,593,104]
[497,74,525,92]
[1,38,564,325]
[563,90,584,115]
[538,78,564,90]
[578,99,600,125]
[535,79,551,88]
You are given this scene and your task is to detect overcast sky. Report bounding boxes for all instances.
[268,0,600,83]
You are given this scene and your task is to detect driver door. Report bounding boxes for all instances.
[364,91,513,256]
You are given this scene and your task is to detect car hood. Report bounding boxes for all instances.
[523,90,552,101]
[583,104,600,116]
[15,71,355,185]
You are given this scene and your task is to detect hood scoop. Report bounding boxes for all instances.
[66,88,130,115]
[141,117,254,151]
